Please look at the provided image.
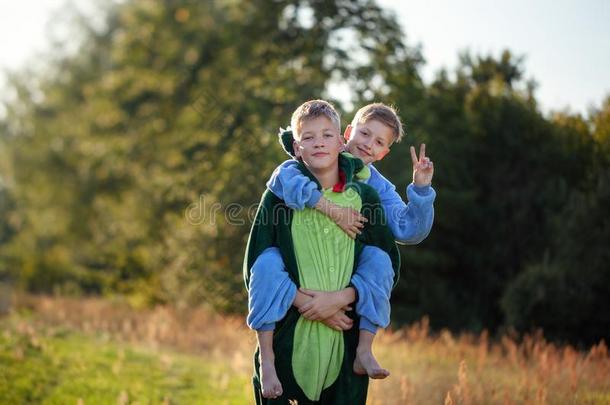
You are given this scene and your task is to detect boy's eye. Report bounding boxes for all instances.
[324,133,334,138]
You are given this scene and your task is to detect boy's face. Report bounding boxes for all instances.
[293,116,343,171]
[344,119,394,165]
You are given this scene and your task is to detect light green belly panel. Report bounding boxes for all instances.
[291,187,362,401]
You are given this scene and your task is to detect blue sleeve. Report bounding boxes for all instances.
[368,166,436,245]
[247,247,297,331]
[350,245,395,334]
[266,160,322,209]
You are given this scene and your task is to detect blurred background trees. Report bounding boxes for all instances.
[0,0,607,345]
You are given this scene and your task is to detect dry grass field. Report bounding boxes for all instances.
[1,295,609,404]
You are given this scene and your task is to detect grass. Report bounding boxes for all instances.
[0,320,251,404]
[1,295,609,404]
[1,296,253,404]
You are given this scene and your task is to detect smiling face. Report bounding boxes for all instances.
[293,116,343,171]
[344,119,394,165]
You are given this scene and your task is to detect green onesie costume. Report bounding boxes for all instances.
[244,154,400,404]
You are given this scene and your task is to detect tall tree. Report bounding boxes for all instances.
[502,98,610,345]
[376,51,596,332]
[0,0,415,311]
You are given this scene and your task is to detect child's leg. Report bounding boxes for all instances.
[353,329,390,379]
[257,330,283,398]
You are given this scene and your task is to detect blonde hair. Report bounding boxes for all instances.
[351,103,404,142]
[290,99,341,139]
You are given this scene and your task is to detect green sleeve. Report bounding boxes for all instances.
[243,190,278,290]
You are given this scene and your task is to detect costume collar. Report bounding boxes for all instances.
[332,170,347,192]
[296,153,363,192]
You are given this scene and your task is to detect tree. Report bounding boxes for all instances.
[502,99,610,345]
[378,51,597,333]
[0,0,415,312]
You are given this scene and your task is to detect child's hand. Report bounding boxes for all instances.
[298,289,346,321]
[329,204,367,239]
[410,143,434,187]
[321,310,354,331]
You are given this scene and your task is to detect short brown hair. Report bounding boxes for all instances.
[351,103,404,143]
[291,99,341,139]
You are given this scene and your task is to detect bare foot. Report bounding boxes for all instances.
[260,359,283,398]
[353,349,390,379]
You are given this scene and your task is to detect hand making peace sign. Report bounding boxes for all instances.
[410,143,434,187]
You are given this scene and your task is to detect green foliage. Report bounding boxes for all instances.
[378,51,602,335]
[501,100,610,344]
[502,169,610,345]
[0,0,410,312]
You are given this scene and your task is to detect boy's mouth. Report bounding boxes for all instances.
[312,152,329,157]
[356,146,372,157]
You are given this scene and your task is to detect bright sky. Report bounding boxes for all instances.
[1,0,609,116]
[378,0,610,115]
[0,1,86,72]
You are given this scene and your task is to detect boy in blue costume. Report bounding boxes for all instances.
[270,103,435,244]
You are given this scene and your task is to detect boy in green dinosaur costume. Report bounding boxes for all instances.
[244,100,400,403]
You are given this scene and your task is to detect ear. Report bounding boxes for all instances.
[343,125,352,142]
[293,140,301,158]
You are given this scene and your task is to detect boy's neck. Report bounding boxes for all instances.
[309,164,340,190]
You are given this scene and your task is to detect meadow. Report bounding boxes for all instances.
[1,295,609,404]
